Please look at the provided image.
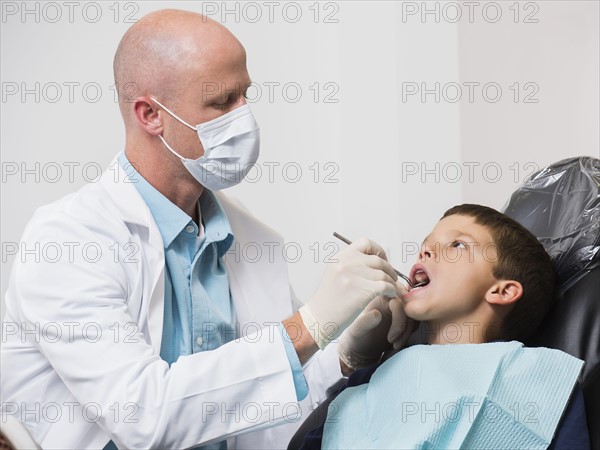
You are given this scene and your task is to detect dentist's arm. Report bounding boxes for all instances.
[282,312,319,365]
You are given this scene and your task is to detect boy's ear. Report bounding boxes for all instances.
[485,280,523,306]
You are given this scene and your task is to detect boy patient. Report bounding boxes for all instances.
[297,204,590,450]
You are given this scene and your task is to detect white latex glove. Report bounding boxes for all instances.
[388,296,419,350]
[338,283,419,371]
[299,238,399,349]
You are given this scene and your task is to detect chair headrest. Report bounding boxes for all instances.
[503,156,600,291]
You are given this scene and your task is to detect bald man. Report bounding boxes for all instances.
[1,9,408,449]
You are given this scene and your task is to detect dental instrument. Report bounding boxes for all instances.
[332,232,427,288]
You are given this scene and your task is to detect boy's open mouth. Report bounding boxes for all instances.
[409,264,431,291]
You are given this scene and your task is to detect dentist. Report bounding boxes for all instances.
[1,9,406,450]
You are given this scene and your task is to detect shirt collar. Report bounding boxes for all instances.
[119,152,233,253]
[199,189,234,256]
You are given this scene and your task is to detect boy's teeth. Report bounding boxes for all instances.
[413,269,430,287]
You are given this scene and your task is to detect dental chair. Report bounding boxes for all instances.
[288,156,600,449]
[504,156,599,449]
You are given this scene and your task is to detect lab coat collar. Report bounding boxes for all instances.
[100,152,163,246]
[116,151,192,248]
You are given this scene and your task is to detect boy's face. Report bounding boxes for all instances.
[401,214,499,323]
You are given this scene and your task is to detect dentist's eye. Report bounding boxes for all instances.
[214,100,231,110]
[213,94,236,110]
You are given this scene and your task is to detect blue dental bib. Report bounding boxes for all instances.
[322,341,583,449]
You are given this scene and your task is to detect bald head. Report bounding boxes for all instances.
[113,9,246,123]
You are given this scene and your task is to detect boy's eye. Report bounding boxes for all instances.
[450,241,467,249]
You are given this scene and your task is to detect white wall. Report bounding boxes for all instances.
[458,0,600,207]
[1,1,598,315]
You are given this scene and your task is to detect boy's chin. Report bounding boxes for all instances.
[402,301,430,322]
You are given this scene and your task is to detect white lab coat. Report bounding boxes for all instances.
[1,153,342,449]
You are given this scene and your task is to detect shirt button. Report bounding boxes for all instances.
[186,225,195,234]
[196,336,204,347]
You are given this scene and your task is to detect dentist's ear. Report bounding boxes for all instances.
[133,97,164,136]
[485,280,523,306]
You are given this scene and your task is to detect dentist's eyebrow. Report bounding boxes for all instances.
[224,81,252,94]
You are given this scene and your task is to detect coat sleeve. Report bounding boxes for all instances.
[9,208,300,449]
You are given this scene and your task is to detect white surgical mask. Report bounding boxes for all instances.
[151,97,260,190]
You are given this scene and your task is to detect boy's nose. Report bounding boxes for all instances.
[419,243,433,261]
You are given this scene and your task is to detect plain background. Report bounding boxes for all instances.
[1,1,599,315]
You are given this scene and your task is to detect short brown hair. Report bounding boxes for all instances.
[441,204,556,341]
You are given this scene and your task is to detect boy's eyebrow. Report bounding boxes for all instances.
[454,231,478,242]
[422,231,478,244]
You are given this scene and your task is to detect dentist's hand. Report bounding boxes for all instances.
[299,238,399,349]
[337,284,418,372]
[388,293,419,350]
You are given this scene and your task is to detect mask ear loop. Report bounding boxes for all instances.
[151,97,196,160]
[150,97,196,131]
[157,135,189,160]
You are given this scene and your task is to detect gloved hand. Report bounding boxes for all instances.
[299,238,399,349]
[338,283,419,371]
[388,295,419,350]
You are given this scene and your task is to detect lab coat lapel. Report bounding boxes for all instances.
[100,154,165,353]
[224,248,257,327]
[216,192,293,330]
